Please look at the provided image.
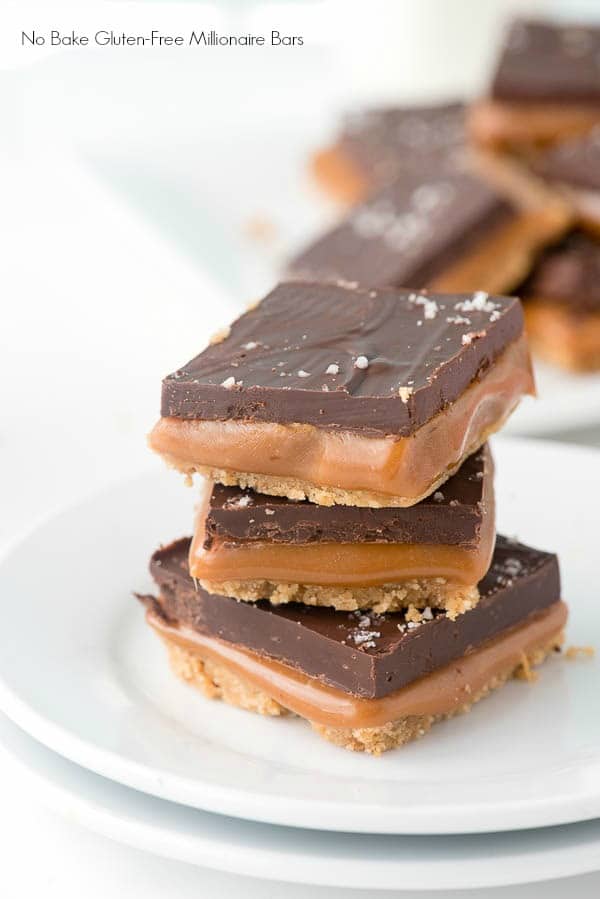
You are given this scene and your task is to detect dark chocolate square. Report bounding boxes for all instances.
[143,535,560,699]
[337,102,466,187]
[533,130,600,192]
[288,168,513,288]
[519,230,600,314]
[491,19,600,103]
[161,282,524,436]
[203,445,492,547]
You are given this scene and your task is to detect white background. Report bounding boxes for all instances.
[2,1,600,895]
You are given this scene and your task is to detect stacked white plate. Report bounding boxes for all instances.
[0,437,599,891]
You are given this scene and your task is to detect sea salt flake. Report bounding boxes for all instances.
[504,557,524,577]
[398,386,413,403]
[409,293,438,319]
[326,363,340,375]
[354,355,369,370]
[220,376,236,389]
[462,330,486,346]
[446,314,471,325]
[433,491,444,502]
[242,341,258,350]
[352,630,381,646]
[297,369,311,378]
[225,494,253,509]
[455,292,499,315]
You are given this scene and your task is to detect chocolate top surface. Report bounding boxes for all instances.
[337,102,466,188]
[204,445,492,547]
[491,20,600,103]
[519,231,600,313]
[144,535,561,699]
[161,282,524,436]
[533,128,600,192]
[288,168,514,288]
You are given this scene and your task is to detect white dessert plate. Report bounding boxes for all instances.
[0,438,598,835]
[3,712,600,891]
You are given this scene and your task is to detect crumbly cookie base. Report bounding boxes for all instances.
[199,578,479,620]
[163,631,564,755]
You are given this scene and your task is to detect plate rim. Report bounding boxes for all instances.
[3,713,600,891]
[0,437,599,835]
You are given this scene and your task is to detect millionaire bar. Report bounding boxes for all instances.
[532,130,600,236]
[469,20,600,151]
[288,162,569,295]
[149,282,535,507]
[189,447,494,618]
[139,536,566,754]
[519,231,600,370]
[313,102,466,204]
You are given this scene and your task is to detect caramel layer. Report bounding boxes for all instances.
[189,480,495,585]
[430,210,570,295]
[148,601,567,729]
[468,99,600,150]
[525,300,600,372]
[150,335,533,507]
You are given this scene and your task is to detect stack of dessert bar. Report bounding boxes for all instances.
[141,281,567,754]
[307,17,600,371]
[469,17,600,371]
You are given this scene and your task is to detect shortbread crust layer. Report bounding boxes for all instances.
[156,603,565,754]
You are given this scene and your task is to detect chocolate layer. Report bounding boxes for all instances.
[491,20,600,103]
[533,130,600,192]
[161,282,524,436]
[204,446,491,547]
[336,102,465,188]
[519,231,600,314]
[141,535,561,699]
[288,169,514,288]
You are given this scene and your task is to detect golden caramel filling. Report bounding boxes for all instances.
[148,601,567,729]
[429,210,570,295]
[189,480,495,586]
[468,99,600,150]
[525,300,600,372]
[150,335,533,504]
